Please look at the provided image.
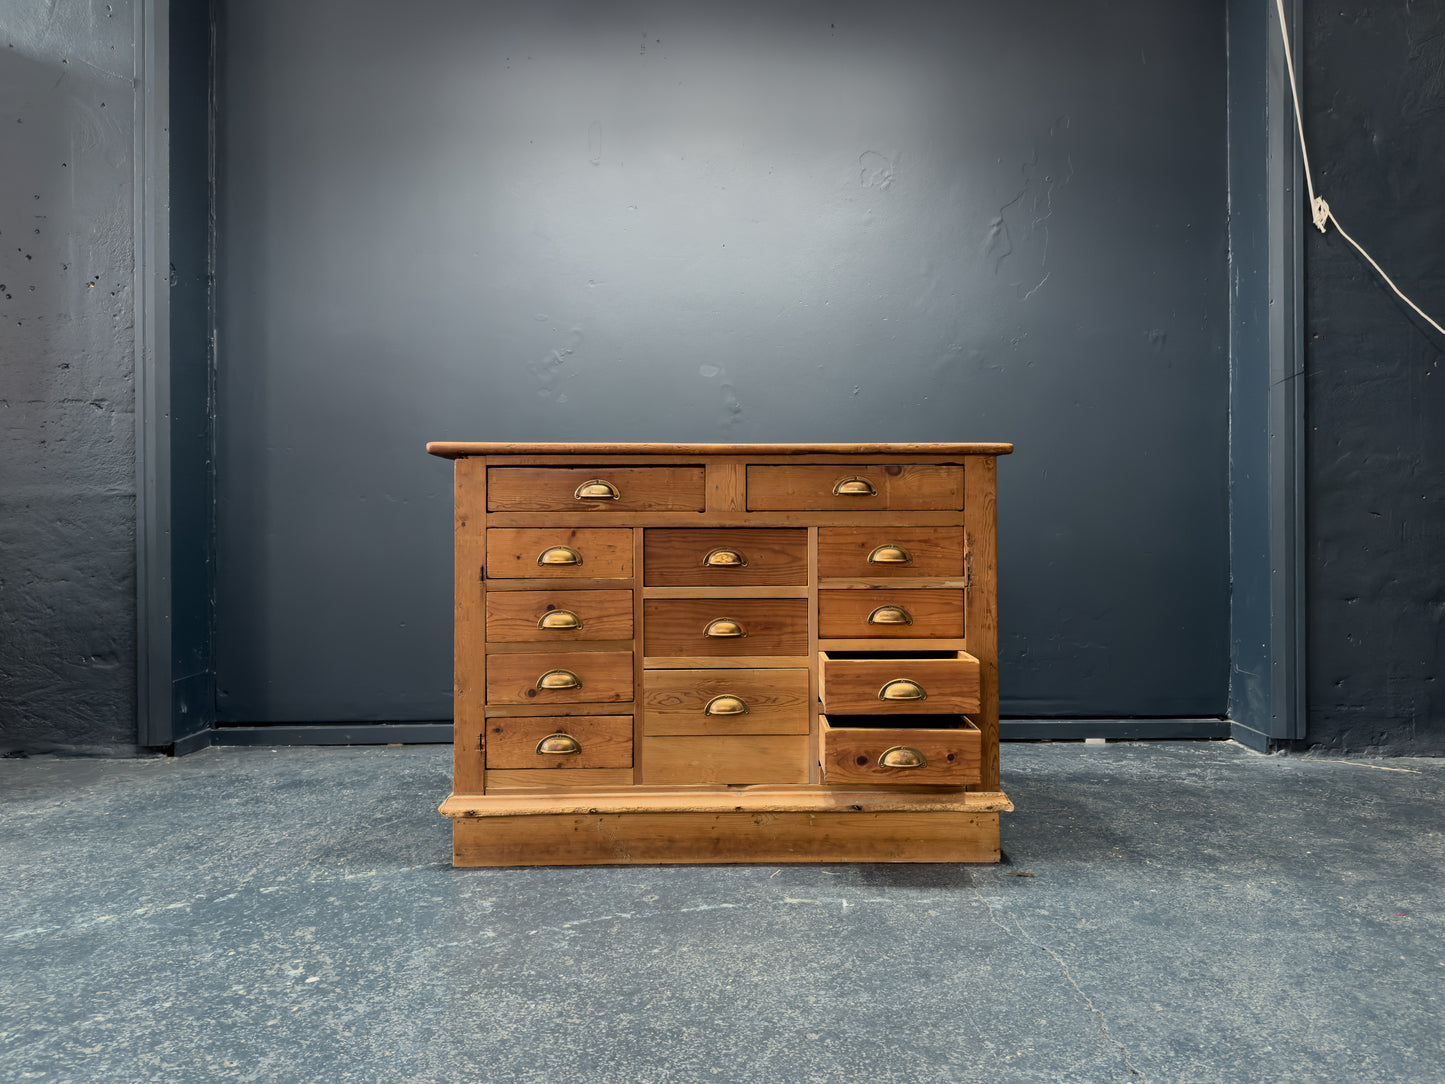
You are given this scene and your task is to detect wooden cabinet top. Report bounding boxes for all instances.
[426,441,1013,459]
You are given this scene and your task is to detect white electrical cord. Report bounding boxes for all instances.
[1274,0,1445,339]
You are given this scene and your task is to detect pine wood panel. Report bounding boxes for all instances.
[746,464,964,511]
[643,528,807,586]
[642,668,810,735]
[485,528,632,579]
[819,715,982,786]
[817,526,965,578]
[485,590,633,642]
[487,466,705,512]
[430,442,1014,459]
[643,598,808,657]
[817,588,964,638]
[485,651,633,705]
[441,787,1014,817]
[644,735,811,785]
[453,458,487,794]
[484,769,635,790]
[818,650,981,715]
[965,455,1000,791]
[485,715,633,770]
[452,811,1002,865]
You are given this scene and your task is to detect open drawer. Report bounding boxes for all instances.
[818,649,980,715]
[820,714,982,785]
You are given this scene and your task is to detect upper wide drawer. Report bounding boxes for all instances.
[817,527,965,579]
[486,590,633,642]
[644,529,807,586]
[643,598,808,657]
[488,467,705,512]
[746,464,963,511]
[486,529,632,579]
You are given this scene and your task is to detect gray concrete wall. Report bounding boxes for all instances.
[214,0,1232,725]
[0,2,139,754]
[1302,1,1445,754]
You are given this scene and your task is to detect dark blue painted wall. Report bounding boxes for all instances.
[213,0,1231,724]
[1302,1,1445,753]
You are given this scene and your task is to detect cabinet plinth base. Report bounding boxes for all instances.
[450,808,1002,866]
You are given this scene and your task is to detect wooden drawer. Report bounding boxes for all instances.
[485,768,634,790]
[817,527,965,579]
[485,651,633,705]
[486,590,633,642]
[486,528,632,579]
[746,464,963,511]
[645,734,810,785]
[644,528,806,586]
[643,668,810,735]
[486,715,633,769]
[820,714,981,785]
[488,466,704,512]
[643,598,808,657]
[819,650,980,715]
[818,589,964,638]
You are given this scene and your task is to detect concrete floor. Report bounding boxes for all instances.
[1,741,1440,1084]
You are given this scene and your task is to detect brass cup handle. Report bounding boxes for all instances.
[867,544,914,565]
[878,678,928,702]
[536,669,582,690]
[574,479,620,501]
[703,695,750,716]
[703,618,747,639]
[535,733,582,756]
[833,476,877,497]
[867,605,913,626]
[878,745,928,769]
[703,548,748,568]
[536,609,582,631]
[537,545,582,567]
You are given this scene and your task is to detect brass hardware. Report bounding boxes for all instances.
[703,548,748,568]
[878,745,927,769]
[703,618,747,639]
[832,477,877,497]
[878,679,928,701]
[574,479,620,501]
[535,733,582,756]
[536,669,582,690]
[536,609,582,631]
[703,695,750,716]
[867,544,913,565]
[867,605,913,625]
[537,545,582,567]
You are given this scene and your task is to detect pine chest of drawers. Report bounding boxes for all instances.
[427,442,1013,866]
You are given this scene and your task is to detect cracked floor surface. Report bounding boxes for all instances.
[2,741,1441,1083]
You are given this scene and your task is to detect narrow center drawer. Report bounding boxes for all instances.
[643,598,808,657]
[488,466,704,512]
[746,464,963,511]
[820,714,981,785]
[486,715,633,769]
[644,528,806,586]
[486,528,632,579]
[819,650,980,714]
[486,590,633,642]
[485,651,633,705]
[818,589,964,638]
[643,668,810,735]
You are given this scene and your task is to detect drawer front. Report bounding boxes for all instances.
[485,768,634,790]
[485,651,633,705]
[819,651,980,715]
[818,589,964,638]
[644,528,806,587]
[488,466,705,512]
[645,735,810,785]
[643,668,810,735]
[486,528,632,579]
[746,464,963,511]
[486,715,633,769]
[486,590,633,643]
[820,715,981,785]
[643,598,808,657]
[817,527,965,579]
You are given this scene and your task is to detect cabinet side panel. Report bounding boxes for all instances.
[964,456,999,790]
[454,458,487,794]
